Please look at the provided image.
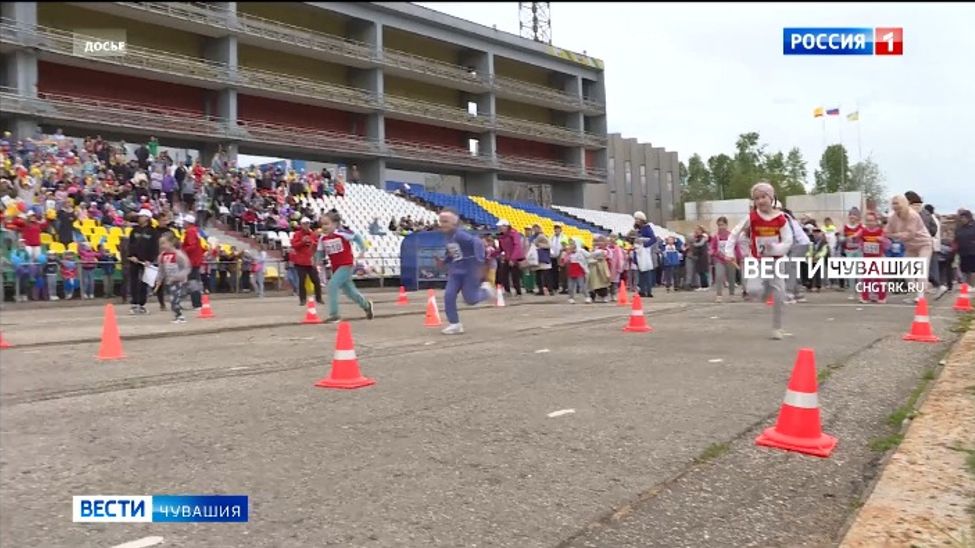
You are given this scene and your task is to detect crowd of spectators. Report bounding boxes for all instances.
[0,129,354,302]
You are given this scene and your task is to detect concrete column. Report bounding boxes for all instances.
[562,146,586,177]
[201,142,238,169]
[213,2,237,28]
[1,2,37,31]
[350,67,385,145]
[204,35,238,128]
[357,158,386,188]
[3,50,38,97]
[466,171,498,198]
[551,181,585,208]
[9,117,40,141]
[347,19,381,54]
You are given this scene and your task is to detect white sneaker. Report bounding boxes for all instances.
[796,296,808,303]
[847,295,856,301]
[877,298,887,304]
[585,297,593,304]
[481,282,496,302]
[50,296,59,301]
[934,286,949,301]
[601,297,610,303]
[903,296,918,305]
[771,329,784,340]
[858,297,869,304]
[441,323,464,335]
[784,298,797,305]
[568,298,576,304]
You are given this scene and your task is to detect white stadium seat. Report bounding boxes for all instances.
[552,205,683,244]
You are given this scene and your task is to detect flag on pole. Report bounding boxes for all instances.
[826,108,840,116]
[846,111,859,121]
[813,107,825,118]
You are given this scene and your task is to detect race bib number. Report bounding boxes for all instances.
[756,236,779,255]
[446,243,462,261]
[863,242,880,255]
[323,238,343,255]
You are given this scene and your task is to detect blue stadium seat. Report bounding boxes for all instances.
[405,189,498,227]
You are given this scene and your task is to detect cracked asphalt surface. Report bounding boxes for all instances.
[0,290,962,547]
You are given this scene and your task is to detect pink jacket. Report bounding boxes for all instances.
[79,248,98,269]
[498,229,525,262]
[606,245,625,278]
[710,228,743,264]
[885,209,932,255]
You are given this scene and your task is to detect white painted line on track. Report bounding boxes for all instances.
[111,536,164,548]
[424,341,435,346]
[708,358,723,363]
[547,409,575,418]
[535,348,550,354]
[228,366,249,371]
[709,316,719,320]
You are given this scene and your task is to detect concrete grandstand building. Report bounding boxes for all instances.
[583,133,681,225]
[0,1,608,208]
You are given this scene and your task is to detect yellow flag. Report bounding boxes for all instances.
[847,111,859,121]
[813,107,825,118]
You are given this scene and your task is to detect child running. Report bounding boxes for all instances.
[839,208,863,299]
[437,209,494,335]
[859,210,890,304]
[319,210,375,324]
[153,232,191,324]
[725,181,794,340]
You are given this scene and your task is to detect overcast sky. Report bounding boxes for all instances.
[410,2,974,211]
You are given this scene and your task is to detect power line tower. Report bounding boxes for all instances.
[518,2,551,45]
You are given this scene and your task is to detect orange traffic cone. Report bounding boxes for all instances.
[496,285,506,307]
[96,303,126,360]
[302,297,323,324]
[424,289,442,327]
[756,348,837,458]
[953,284,973,312]
[903,296,940,342]
[198,293,215,319]
[0,332,12,349]
[314,321,375,389]
[617,280,629,306]
[623,294,653,333]
[396,286,409,306]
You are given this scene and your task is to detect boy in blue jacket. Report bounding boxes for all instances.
[659,236,683,291]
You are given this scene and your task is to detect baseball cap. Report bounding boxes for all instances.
[138,209,152,218]
[496,219,510,227]
[183,214,196,224]
[300,217,311,224]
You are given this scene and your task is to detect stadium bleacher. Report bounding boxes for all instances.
[471,196,596,248]
[551,205,683,243]
[268,183,439,278]
[497,199,607,235]
[403,188,497,227]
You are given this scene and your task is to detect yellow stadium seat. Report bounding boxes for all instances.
[92,226,108,238]
[470,196,594,248]
[265,266,279,279]
[221,244,232,254]
[108,226,123,238]
[73,220,82,230]
[124,227,132,237]
[40,233,53,245]
[81,219,96,229]
[151,219,159,228]
[48,242,65,254]
[67,242,78,253]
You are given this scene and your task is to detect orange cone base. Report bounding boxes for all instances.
[903,332,940,343]
[314,375,375,389]
[396,299,408,306]
[954,302,973,312]
[623,324,653,333]
[303,317,323,325]
[97,353,127,361]
[198,311,214,319]
[0,340,11,349]
[756,426,837,458]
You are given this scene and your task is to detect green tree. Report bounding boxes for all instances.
[781,147,808,196]
[683,153,715,201]
[813,144,851,194]
[848,157,887,201]
[762,151,787,194]
[707,153,733,200]
[678,160,689,187]
[727,132,766,198]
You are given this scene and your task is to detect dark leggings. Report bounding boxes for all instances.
[295,265,322,304]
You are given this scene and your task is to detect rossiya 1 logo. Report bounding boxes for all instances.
[783,27,903,55]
